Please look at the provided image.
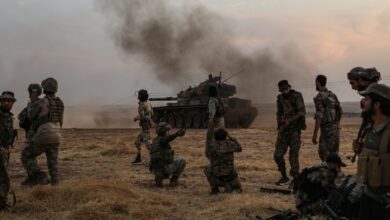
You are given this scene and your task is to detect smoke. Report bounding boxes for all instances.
[97,0,316,102]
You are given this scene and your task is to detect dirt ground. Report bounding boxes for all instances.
[1,119,361,220]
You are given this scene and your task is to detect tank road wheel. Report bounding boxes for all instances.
[184,116,192,128]
[193,115,202,128]
[175,116,184,128]
[167,116,175,128]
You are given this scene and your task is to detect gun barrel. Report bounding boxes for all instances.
[149,97,178,101]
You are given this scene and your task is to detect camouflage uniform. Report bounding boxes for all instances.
[134,100,153,153]
[314,88,342,161]
[21,79,63,186]
[208,97,225,129]
[0,107,15,209]
[204,128,242,193]
[149,126,186,187]
[275,90,306,177]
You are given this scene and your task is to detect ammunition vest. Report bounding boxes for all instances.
[208,140,239,176]
[315,90,342,125]
[46,96,64,126]
[0,108,14,148]
[357,123,390,188]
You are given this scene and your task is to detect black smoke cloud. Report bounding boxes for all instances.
[97,0,316,102]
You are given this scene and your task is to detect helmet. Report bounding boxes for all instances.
[42,77,58,94]
[138,89,149,101]
[156,122,171,134]
[347,67,381,82]
[28,83,42,96]
[0,91,16,102]
[359,83,390,100]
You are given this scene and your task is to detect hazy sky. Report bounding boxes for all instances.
[1,0,390,109]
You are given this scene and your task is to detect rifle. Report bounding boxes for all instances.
[348,117,370,163]
[260,187,292,195]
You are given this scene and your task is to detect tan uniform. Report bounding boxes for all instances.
[135,101,153,153]
[208,97,225,129]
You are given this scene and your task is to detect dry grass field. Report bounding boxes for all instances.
[1,119,361,220]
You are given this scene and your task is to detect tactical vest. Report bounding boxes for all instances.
[149,137,174,171]
[209,140,237,176]
[46,96,64,126]
[357,123,390,188]
[0,109,14,148]
[316,91,342,125]
[277,91,306,130]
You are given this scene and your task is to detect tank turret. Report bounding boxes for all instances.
[150,74,258,128]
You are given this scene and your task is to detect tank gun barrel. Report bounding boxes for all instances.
[149,97,178,101]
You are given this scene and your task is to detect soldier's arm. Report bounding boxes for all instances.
[159,129,185,147]
[228,135,242,152]
[276,96,284,127]
[287,93,306,124]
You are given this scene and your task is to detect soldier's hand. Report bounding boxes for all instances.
[352,139,362,153]
[312,134,318,145]
[176,128,186,137]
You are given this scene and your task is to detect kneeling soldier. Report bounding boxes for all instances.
[149,122,186,187]
[204,128,242,194]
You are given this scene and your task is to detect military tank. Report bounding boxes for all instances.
[150,74,258,128]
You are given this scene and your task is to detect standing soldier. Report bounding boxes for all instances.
[312,75,342,161]
[204,128,242,195]
[0,91,16,212]
[149,122,186,187]
[208,85,225,129]
[347,67,381,160]
[21,78,64,186]
[274,80,306,185]
[132,89,153,164]
[356,84,390,219]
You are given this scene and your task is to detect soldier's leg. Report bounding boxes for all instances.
[203,166,219,194]
[318,129,327,162]
[0,150,10,210]
[274,131,289,177]
[142,130,151,151]
[21,143,46,178]
[229,175,242,193]
[329,124,340,155]
[166,159,187,187]
[288,130,301,178]
[132,133,142,163]
[154,171,165,187]
[45,143,59,185]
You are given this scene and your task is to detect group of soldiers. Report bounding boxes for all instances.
[131,86,242,193]
[0,77,64,212]
[272,67,390,219]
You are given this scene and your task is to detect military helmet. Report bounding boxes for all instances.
[0,91,16,102]
[359,83,390,100]
[41,77,58,94]
[138,89,149,101]
[156,122,171,134]
[347,67,381,82]
[28,83,43,95]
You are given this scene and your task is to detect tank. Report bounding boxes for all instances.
[150,74,258,128]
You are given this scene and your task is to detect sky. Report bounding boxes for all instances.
[1,0,390,110]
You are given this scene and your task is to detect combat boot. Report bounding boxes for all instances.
[210,187,220,195]
[155,175,164,187]
[275,175,290,186]
[224,184,233,193]
[132,153,141,164]
[21,175,36,187]
[169,176,179,187]
[0,199,10,213]
[35,172,50,185]
[51,177,59,186]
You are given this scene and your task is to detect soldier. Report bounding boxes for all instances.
[149,122,186,187]
[312,75,342,161]
[132,89,153,164]
[0,91,16,212]
[204,128,242,195]
[18,84,42,139]
[21,78,64,186]
[356,84,390,219]
[347,67,381,159]
[208,85,225,129]
[274,80,306,185]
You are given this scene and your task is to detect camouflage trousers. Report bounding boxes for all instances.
[154,159,186,180]
[319,123,340,162]
[0,148,9,206]
[203,166,242,192]
[135,129,151,154]
[21,143,59,183]
[274,128,301,177]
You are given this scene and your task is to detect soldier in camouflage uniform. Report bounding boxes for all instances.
[312,75,342,161]
[0,91,16,212]
[132,89,153,164]
[149,122,186,187]
[208,85,225,129]
[204,128,242,195]
[18,84,42,140]
[21,78,64,186]
[274,80,306,185]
